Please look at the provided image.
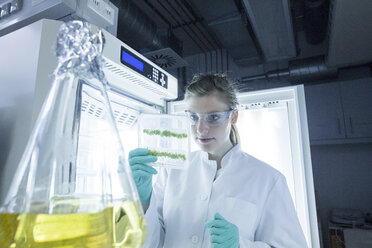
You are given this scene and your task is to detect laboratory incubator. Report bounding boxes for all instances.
[0,19,320,247]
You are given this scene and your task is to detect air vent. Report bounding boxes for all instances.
[143,48,187,69]
[111,101,139,127]
[81,88,139,128]
[238,100,285,110]
[104,61,169,97]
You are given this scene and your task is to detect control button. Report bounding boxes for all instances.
[191,235,199,243]
[200,194,208,201]
[160,74,166,86]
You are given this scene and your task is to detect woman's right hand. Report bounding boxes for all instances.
[129,148,158,205]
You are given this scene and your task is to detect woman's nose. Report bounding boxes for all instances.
[196,119,209,134]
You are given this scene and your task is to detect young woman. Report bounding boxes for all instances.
[129,74,308,248]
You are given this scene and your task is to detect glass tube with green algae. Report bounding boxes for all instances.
[139,113,191,169]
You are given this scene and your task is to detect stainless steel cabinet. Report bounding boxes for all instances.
[305,82,345,142]
[341,78,372,139]
[305,78,372,144]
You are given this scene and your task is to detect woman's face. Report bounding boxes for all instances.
[186,92,237,160]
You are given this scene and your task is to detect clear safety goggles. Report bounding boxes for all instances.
[184,109,235,126]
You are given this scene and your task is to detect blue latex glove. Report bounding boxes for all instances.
[128,148,157,205]
[205,213,239,248]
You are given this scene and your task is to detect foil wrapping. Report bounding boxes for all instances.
[54,21,106,83]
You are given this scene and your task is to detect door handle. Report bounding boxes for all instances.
[349,117,354,134]
[337,118,342,134]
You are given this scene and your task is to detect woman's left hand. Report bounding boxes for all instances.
[205,212,239,248]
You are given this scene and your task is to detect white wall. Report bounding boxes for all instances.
[310,143,372,248]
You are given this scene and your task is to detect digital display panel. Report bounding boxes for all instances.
[120,46,168,89]
[121,50,144,72]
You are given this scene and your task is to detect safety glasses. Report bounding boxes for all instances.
[184,109,235,126]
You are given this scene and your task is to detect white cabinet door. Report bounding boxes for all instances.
[305,83,346,141]
[341,78,372,138]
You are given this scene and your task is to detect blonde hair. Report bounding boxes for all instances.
[184,74,240,144]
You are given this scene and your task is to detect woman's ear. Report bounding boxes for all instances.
[231,110,238,124]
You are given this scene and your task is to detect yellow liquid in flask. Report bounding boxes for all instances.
[0,201,146,248]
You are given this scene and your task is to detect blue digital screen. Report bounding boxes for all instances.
[122,50,144,71]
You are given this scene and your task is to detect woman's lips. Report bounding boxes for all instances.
[198,138,214,143]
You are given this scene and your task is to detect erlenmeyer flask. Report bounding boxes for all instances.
[0,21,146,247]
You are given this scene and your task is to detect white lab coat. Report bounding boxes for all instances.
[143,144,308,248]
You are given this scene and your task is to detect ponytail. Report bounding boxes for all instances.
[230,124,240,145]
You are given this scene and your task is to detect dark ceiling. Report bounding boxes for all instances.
[111,0,372,83]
